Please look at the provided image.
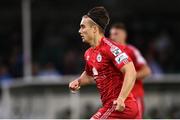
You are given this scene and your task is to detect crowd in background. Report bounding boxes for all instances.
[0,23,177,82]
[0,0,180,82]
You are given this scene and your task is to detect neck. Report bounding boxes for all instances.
[91,34,104,48]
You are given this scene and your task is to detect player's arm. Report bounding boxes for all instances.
[69,71,94,92]
[114,61,136,111]
[106,45,136,111]
[104,43,136,111]
[118,62,136,101]
[79,71,94,86]
[131,47,151,80]
[136,64,151,80]
[132,46,151,80]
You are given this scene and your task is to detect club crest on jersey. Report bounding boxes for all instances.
[96,53,102,62]
[110,47,122,56]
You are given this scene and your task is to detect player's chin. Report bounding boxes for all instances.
[82,38,85,42]
[82,38,87,43]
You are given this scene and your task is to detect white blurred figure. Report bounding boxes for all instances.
[37,62,62,81]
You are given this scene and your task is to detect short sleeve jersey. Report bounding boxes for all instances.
[84,37,134,107]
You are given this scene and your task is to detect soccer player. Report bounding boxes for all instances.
[110,23,151,118]
[69,6,139,119]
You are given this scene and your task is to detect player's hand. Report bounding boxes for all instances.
[69,79,81,93]
[113,97,125,112]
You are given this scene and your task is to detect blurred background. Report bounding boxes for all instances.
[0,0,180,118]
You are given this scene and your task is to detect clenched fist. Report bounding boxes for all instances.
[69,79,81,93]
[113,97,125,112]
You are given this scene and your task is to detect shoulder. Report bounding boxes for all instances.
[84,47,92,59]
[85,48,91,55]
[102,37,124,48]
[127,44,147,64]
[126,44,140,52]
[101,37,125,56]
[126,44,142,57]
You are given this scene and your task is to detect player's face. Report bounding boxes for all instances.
[79,17,95,44]
[110,28,127,44]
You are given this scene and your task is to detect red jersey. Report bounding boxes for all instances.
[125,45,147,97]
[84,37,135,107]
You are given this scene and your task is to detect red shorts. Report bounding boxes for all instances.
[90,100,140,119]
[135,96,144,118]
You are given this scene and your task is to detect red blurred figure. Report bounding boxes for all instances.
[110,23,151,118]
[69,7,139,119]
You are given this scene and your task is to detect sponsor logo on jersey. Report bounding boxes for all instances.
[103,38,122,56]
[92,67,98,75]
[115,53,128,64]
[96,53,102,62]
[110,47,122,56]
[86,55,90,61]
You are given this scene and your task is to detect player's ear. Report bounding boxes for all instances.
[93,25,98,33]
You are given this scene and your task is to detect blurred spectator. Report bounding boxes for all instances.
[9,46,23,78]
[63,50,82,75]
[32,62,40,76]
[37,23,66,68]
[0,64,12,84]
[153,30,174,72]
[37,62,61,80]
[146,41,164,75]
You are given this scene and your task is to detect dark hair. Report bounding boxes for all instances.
[86,6,110,32]
[111,23,126,31]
